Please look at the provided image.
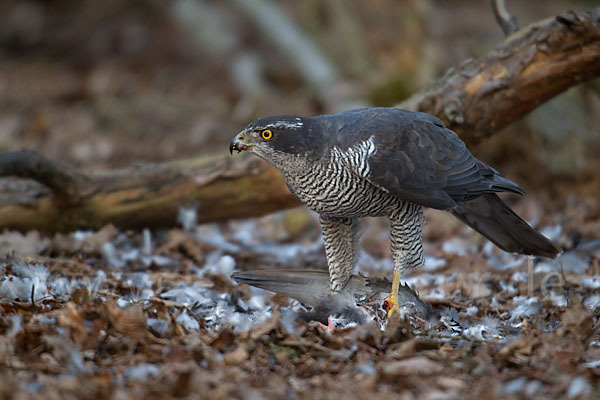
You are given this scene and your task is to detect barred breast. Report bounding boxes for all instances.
[283,137,403,218]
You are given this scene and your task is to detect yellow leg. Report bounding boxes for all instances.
[386,269,401,317]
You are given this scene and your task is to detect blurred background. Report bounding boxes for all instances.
[0,0,598,211]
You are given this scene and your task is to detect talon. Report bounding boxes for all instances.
[384,296,399,317]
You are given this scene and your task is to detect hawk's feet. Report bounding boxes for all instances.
[385,269,402,318]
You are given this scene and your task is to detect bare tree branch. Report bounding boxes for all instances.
[490,0,518,37]
[399,8,600,146]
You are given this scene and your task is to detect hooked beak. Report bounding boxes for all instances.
[229,133,251,155]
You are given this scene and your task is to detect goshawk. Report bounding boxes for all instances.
[229,108,559,314]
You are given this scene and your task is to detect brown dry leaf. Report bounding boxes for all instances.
[58,302,86,345]
[224,344,249,365]
[209,329,236,351]
[105,301,147,341]
[561,297,594,340]
[51,224,117,254]
[150,271,213,289]
[422,209,463,242]
[249,309,280,341]
[344,321,384,349]
[155,230,207,263]
[79,224,118,253]
[383,314,414,344]
[0,230,50,256]
[498,336,530,360]
[385,338,417,360]
[71,287,90,305]
[379,356,443,377]
[461,277,493,298]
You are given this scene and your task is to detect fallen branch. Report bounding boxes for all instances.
[399,8,600,145]
[0,153,300,232]
[0,8,599,233]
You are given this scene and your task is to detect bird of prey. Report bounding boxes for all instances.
[231,268,434,325]
[229,107,560,315]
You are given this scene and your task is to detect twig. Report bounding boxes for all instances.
[31,284,36,310]
[226,0,337,102]
[490,0,518,36]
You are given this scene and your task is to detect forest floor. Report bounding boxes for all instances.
[0,192,599,399]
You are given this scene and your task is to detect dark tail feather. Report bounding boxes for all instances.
[450,193,560,258]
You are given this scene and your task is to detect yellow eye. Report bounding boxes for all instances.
[261,129,273,140]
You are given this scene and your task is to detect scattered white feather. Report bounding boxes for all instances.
[580,360,600,369]
[464,315,502,341]
[539,224,562,242]
[463,325,494,341]
[130,288,154,302]
[231,220,259,245]
[535,252,589,274]
[102,242,125,268]
[89,270,106,296]
[464,306,478,317]
[357,251,394,272]
[147,318,169,336]
[129,272,153,289]
[161,283,209,306]
[279,307,299,335]
[524,380,544,397]
[73,230,94,241]
[499,280,517,294]
[424,287,446,300]
[123,364,160,381]
[12,261,49,282]
[354,362,376,375]
[550,292,568,307]
[490,297,501,307]
[442,238,475,256]
[0,261,50,302]
[176,311,200,332]
[404,273,455,289]
[203,253,236,276]
[566,376,591,399]
[117,298,131,307]
[6,314,22,337]
[510,297,542,322]
[581,276,600,289]
[583,295,600,310]
[510,271,528,283]
[177,206,198,232]
[487,247,526,270]
[500,376,527,395]
[51,277,72,297]
[424,256,446,271]
[246,289,268,311]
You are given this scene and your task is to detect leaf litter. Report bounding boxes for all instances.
[0,202,599,399]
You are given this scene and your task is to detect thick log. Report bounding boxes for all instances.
[0,8,599,233]
[0,153,300,232]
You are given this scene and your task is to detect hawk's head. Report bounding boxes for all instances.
[230,115,319,162]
